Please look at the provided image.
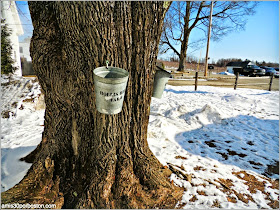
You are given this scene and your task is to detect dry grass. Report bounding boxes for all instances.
[189,195,198,202]
[193,166,206,171]
[233,171,279,192]
[211,199,221,208]
[1,110,14,118]
[231,171,279,208]
[158,60,226,73]
[175,156,188,160]
[197,190,207,196]
[23,98,35,103]
[168,76,279,91]
[173,165,279,208]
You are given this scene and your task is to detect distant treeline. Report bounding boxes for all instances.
[165,56,279,68]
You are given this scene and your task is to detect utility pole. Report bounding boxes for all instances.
[204,1,213,77]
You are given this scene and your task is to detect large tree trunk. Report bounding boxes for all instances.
[1,1,183,209]
[178,33,189,72]
[178,2,191,72]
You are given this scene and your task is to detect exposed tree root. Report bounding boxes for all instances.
[2,157,64,208]
[3,152,183,209]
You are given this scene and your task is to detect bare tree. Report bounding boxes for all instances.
[159,1,258,71]
[1,1,183,208]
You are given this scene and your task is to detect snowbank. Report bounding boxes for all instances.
[1,75,45,191]
[148,85,279,208]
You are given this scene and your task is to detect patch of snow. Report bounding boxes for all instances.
[1,75,44,192]
[218,71,235,75]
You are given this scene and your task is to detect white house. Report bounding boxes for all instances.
[1,1,24,76]
[19,37,32,62]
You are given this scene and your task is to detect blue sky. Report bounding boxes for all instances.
[15,1,33,41]
[16,1,279,63]
[207,1,279,63]
[162,1,279,63]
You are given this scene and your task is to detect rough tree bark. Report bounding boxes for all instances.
[1,1,183,209]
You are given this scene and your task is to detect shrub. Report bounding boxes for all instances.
[1,19,17,75]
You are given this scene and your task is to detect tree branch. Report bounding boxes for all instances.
[160,29,180,56]
[189,1,204,31]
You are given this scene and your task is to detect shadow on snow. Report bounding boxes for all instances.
[165,89,212,95]
[1,146,36,192]
[175,114,279,179]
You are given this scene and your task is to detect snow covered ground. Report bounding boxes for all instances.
[1,76,279,208]
[1,75,45,192]
[149,85,279,208]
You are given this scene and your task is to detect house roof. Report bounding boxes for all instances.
[226,61,250,68]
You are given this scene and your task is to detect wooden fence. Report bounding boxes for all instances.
[169,72,278,91]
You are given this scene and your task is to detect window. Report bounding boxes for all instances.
[19,47,23,53]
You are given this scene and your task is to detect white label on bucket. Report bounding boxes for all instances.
[100,90,125,102]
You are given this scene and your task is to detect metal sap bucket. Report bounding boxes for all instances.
[152,68,171,99]
[93,66,129,115]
